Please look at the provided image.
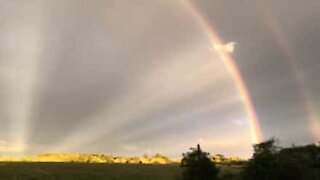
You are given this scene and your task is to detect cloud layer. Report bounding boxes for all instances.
[0,0,319,158]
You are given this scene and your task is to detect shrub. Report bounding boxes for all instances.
[181,144,219,180]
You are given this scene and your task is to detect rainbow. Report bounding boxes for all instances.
[182,0,263,144]
[257,1,320,141]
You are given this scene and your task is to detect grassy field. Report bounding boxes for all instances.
[0,162,241,180]
[0,162,181,180]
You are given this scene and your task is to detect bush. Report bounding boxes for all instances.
[181,144,219,180]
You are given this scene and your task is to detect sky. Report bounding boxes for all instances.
[0,0,319,158]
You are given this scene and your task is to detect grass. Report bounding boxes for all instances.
[218,165,243,180]
[0,162,241,180]
[0,162,182,180]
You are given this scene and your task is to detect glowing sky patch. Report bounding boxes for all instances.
[0,140,27,154]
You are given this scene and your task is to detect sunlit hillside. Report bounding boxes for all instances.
[0,153,246,165]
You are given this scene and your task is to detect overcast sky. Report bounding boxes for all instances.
[0,0,319,158]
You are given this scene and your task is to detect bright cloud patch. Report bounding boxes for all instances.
[213,42,236,53]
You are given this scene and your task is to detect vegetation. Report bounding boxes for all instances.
[0,153,244,165]
[0,162,243,180]
[241,138,320,180]
[0,139,318,179]
[0,153,171,164]
[0,162,182,180]
[181,144,219,180]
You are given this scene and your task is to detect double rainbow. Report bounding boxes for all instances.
[182,0,263,144]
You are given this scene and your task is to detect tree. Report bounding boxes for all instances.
[242,138,283,180]
[242,138,320,180]
[181,144,219,180]
[253,137,279,157]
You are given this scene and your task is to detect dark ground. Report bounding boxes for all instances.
[0,162,241,180]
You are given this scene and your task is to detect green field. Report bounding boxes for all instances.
[0,162,241,180]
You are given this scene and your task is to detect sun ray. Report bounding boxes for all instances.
[0,2,45,155]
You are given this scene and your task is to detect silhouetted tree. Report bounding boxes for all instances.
[253,137,279,157]
[181,144,219,180]
[242,138,320,180]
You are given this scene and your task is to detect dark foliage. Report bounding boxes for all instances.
[181,144,219,180]
[242,138,320,180]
